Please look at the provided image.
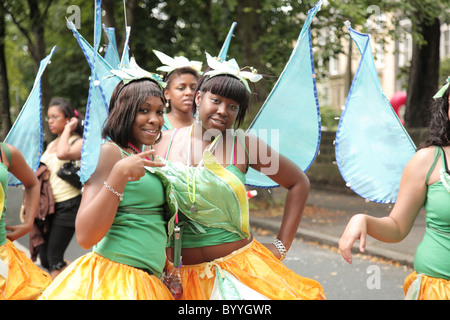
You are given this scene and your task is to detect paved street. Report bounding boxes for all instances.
[255,234,412,300]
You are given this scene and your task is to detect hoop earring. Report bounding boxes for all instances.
[154,131,163,144]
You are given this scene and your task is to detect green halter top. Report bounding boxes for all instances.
[414,146,450,280]
[162,128,251,249]
[93,143,177,277]
[0,143,11,246]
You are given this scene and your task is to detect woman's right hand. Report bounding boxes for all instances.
[64,117,79,133]
[338,214,368,264]
[113,149,165,181]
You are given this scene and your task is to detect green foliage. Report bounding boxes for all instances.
[3,0,450,128]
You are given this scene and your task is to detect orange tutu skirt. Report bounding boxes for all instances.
[404,271,450,300]
[165,240,325,300]
[0,239,51,300]
[39,252,173,300]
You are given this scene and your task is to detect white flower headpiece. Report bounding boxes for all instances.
[110,57,166,89]
[204,52,262,93]
[153,50,203,74]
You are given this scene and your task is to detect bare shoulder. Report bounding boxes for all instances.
[410,146,436,166]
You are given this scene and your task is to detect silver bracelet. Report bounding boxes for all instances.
[103,181,123,201]
[272,239,287,261]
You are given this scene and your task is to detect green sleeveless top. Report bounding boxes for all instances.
[414,146,450,280]
[93,143,177,277]
[0,143,11,246]
[162,128,251,249]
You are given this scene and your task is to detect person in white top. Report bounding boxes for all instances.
[39,97,83,278]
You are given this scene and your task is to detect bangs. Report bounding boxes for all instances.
[201,75,249,108]
[102,79,164,147]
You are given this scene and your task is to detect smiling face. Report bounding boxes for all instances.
[165,73,198,114]
[195,91,239,132]
[130,96,165,147]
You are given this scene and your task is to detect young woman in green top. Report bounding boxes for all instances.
[152,50,202,130]
[0,143,52,299]
[339,80,450,300]
[153,54,325,300]
[40,78,175,300]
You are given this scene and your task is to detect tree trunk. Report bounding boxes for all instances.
[102,0,137,55]
[404,17,441,128]
[27,0,53,141]
[236,0,265,104]
[0,5,12,140]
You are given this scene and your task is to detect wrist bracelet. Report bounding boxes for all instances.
[104,181,123,201]
[272,239,287,261]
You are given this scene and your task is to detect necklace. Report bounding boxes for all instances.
[186,124,222,214]
[127,142,151,160]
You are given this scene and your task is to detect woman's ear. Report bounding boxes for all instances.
[195,91,202,106]
[163,88,170,101]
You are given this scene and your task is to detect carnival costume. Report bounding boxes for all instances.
[0,143,52,300]
[153,50,203,132]
[40,144,176,300]
[161,126,325,300]
[403,147,450,299]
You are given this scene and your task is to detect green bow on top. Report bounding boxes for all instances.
[433,77,450,99]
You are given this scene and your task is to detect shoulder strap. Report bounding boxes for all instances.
[164,129,179,160]
[426,146,443,184]
[230,130,249,165]
[104,141,128,159]
[0,142,12,165]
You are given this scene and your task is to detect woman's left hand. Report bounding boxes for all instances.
[5,223,32,242]
[262,243,282,260]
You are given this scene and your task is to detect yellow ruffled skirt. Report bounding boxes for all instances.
[39,252,174,300]
[165,240,325,300]
[404,271,450,300]
[0,239,51,300]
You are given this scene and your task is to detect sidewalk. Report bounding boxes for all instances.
[250,187,426,268]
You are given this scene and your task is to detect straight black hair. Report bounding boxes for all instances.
[102,78,164,148]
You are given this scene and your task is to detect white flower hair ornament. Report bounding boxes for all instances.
[110,57,166,89]
[204,52,262,93]
[153,50,203,74]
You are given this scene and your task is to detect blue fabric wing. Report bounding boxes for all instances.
[5,46,57,186]
[121,26,131,68]
[218,22,237,61]
[103,26,120,69]
[245,1,322,188]
[69,4,120,183]
[334,23,416,203]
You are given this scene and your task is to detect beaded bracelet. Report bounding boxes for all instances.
[272,239,287,261]
[103,181,123,201]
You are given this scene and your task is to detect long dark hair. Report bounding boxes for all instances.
[48,97,83,136]
[419,86,450,149]
[102,78,164,148]
[193,73,250,128]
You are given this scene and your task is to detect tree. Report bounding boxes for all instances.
[5,0,54,138]
[0,3,11,138]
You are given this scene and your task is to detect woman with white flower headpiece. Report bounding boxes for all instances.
[153,50,202,130]
[40,65,176,300]
[152,53,325,300]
